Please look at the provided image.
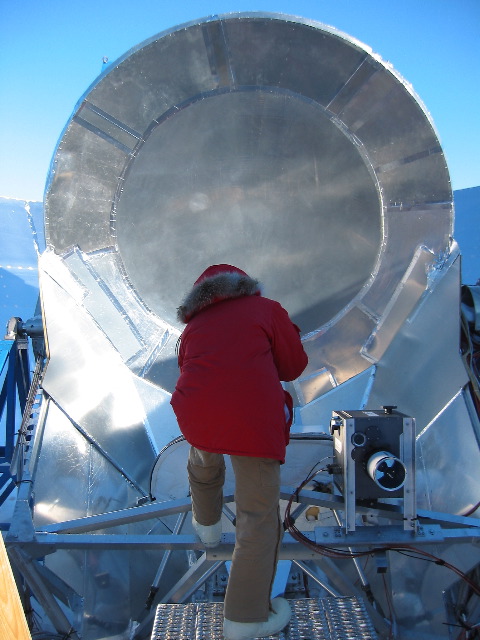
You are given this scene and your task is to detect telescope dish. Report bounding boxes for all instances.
[44,12,452,339]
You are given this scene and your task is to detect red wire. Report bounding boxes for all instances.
[284,482,480,596]
[381,574,395,640]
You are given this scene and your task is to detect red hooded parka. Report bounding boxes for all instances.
[170,265,308,462]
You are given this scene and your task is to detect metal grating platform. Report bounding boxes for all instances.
[151,597,379,639]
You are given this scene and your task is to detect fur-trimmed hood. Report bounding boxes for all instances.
[177,264,262,323]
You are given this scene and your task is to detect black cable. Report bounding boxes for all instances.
[462,500,480,517]
[148,434,186,501]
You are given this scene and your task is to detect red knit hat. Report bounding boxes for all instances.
[194,264,249,286]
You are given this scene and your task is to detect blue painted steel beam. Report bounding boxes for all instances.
[0,338,31,507]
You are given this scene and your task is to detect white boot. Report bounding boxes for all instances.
[192,516,222,548]
[223,597,291,640]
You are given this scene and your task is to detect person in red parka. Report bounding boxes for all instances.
[171,264,308,640]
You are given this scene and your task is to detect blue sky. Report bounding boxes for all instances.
[1,0,479,201]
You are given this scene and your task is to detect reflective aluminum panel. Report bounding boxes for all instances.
[44,13,452,403]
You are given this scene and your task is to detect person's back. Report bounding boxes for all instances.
[172,292,307,461]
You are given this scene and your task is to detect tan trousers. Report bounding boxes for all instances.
[187,446,282,623]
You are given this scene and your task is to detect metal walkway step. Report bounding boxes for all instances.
[151,597,379,639]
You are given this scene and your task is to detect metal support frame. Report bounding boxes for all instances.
[0,337,31,510]
[6,484,479,554]
[9,521,480,556]
[4,371,479,640]
[8,546,81,640]
[27,485,480,536]
[5,478,480,638]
